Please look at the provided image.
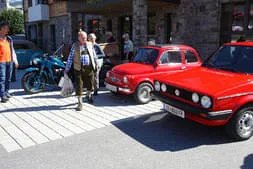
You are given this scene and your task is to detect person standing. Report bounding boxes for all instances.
[0,21,18,103]
[88,33,105,95]
[105,32,115,43]
[122,33,134,62]
[64,30,97,111]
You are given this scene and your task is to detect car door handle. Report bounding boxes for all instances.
[181,66,186,70]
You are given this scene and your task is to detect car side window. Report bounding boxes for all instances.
[159,52,169,64]
[159,51,182,64]
[184,51,198,63]
[168,51,182,63]
[14,44,30,50]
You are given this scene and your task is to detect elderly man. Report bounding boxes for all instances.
[64,30,97,111]
[0,21,18,103]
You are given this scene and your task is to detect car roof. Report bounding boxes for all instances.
[224,41,253,46]
[141,44,196,51]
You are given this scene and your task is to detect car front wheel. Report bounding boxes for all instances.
[226,106,253,141]
[134,83,153,104]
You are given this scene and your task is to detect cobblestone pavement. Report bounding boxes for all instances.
[0,70,162,153]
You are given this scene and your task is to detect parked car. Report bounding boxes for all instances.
[105,44,202,104]
[13,40,43,68]
[152,42,253,141]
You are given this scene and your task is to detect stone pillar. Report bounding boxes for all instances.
[132,0,148,47]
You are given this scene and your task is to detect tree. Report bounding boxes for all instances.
[0,9,24,35]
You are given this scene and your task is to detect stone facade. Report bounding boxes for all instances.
[132,0,148,46]
[0,0,9,13]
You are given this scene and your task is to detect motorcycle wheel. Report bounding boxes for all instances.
[22,71,46,94]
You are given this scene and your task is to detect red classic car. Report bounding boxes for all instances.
[105,44,202,104]
[152,42,253,140]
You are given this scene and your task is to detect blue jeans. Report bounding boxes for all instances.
[0,62,13,97]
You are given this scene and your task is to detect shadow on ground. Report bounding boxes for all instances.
[241,154,253,169]
[0,103,76,113]
[113,112,235,152]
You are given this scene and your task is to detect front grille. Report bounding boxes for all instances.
[164,84,194,103]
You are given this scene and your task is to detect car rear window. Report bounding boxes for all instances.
[14,44,31,50]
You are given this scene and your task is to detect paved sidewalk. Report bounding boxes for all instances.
[0,70,162,153]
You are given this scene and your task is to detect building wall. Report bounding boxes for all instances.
[0,0,10,13]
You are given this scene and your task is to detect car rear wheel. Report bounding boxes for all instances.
[225,106,253,141]
[134,83,153,104]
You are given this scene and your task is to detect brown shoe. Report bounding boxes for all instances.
[76,103,83,111]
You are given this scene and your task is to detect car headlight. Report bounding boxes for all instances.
[161,83,167,92]
[33,58,38,65]
[106,72,110,78]
[154,81,161,91]
[192,93,200,103]
[201,96,212,108]
[123,76,128,83]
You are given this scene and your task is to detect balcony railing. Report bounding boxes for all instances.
[28,4,49,22]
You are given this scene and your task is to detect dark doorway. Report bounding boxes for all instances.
[165,14,172,43]
[50,24,56,51]
[119,16,132,57]
[220,3,233,45]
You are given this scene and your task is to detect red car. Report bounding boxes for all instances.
[105,44,201,104]
[152,42,253,140]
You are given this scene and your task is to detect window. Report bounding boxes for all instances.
[28,0,32,7]
[14,44,30,50]
[159,51,182,64]
[220,0,253,44]
[184,51,198,63]
[148,13,156,35]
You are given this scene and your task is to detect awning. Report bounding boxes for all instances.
[68,0,180,15]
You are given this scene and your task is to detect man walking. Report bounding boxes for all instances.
[64,30,97,111]
[0,21,18,103]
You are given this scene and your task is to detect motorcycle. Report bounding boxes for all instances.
[22,44,72,94]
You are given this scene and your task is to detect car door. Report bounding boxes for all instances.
[154,50,185,75]
[14,43,34,68]
[183,50,202,68]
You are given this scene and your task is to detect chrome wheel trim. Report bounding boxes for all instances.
[138,86,152,103]
[237,111,253,137]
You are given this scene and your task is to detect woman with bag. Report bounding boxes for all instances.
[64,30,97,111]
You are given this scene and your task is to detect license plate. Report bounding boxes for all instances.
[106,83,117,92]
[164,104,185,118]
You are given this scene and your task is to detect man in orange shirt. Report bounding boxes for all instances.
[0,21,18,103]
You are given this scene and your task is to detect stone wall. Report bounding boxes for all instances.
[132,0,148,46]
[37,15,72,53]
[172,0,221,59]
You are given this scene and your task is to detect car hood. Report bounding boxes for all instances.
[158,67,253,97]
[112,63,154,75]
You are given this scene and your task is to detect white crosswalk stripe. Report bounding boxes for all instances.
[0,70,163,152]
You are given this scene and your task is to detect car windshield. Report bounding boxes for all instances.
[202,45,253,74]
[133,48,159,64]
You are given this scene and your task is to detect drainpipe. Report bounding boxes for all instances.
[22,0,27,40]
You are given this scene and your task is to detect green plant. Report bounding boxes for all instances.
[0,9,24,35]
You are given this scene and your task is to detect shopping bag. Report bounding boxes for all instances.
[58,76,65,88]
[60,75,74,97]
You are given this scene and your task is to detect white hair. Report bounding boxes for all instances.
[122,33,129,39]
[106,31,113,36]
[78,30,87,37]
[88,33,96,40]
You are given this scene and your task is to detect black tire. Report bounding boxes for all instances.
[99,64,113,87]
[134,83,153,104]
[225,106,253,141]
[22,71,46,94]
